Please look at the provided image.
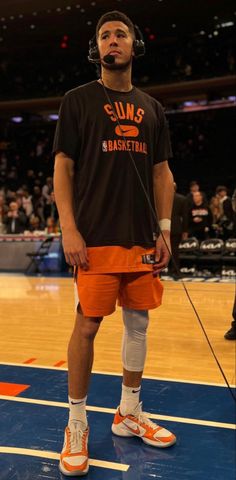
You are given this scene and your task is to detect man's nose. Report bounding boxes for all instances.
[109,35,118,45]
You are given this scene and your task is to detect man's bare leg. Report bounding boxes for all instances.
[123,368,143,389]
[59,306,101,476]
[67,305,102,422]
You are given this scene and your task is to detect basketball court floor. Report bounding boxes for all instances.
[0,274,235,479]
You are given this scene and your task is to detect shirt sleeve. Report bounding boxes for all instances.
[154,102,173,164]
[52,91,80,161]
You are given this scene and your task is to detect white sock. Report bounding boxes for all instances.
[120,384,141,416]
[68,395,88,430]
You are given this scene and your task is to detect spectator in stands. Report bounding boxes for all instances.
[186,180,207,207]
[45,216,59,234]
[209,195,221,223]
[0,193,8,234]
[169,183,187,275]
[186,191,212,241]
[209,195,222,237]
[42,176,53,204]
[4,201,27,234]
[31,186,45,224]
[28,215,44,232]
[216,185,234,239]
[22,188,33,218]
[43,191,58,222]
[15,192,29,226]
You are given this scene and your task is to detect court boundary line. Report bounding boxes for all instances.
[0,394,234,430]
[0,447,129,472]
[0,361,235,388]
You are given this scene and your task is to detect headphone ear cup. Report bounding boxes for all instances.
[88,35,100,63]
[133,39,145,57]
[89,45,99,61]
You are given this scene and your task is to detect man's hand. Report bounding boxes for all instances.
[62,229,89,270]
[153,231,171,276]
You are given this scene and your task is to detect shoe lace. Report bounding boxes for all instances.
[68,422,86,453]
[134,402,158,430]
[137,411,158,430]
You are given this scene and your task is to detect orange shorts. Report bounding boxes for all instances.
[75,271,163,317]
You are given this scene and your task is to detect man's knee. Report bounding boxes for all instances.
[76,304,102,339]
[122,309,149,371]
[123,308,149,335]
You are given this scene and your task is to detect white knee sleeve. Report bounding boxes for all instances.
[122,308,149,372]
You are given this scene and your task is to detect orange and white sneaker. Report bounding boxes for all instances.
[59,421,89,476]
[111,403,176,448]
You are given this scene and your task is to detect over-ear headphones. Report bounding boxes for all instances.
[88,24,145,63]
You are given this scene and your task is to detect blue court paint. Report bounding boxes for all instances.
[0,365,235,423]
[0,365,235,479]
[0,455,122,480]
[0,401,235,480]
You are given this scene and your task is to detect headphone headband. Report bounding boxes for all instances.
[88,24,145,63]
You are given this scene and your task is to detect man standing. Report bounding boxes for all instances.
[216,185,234,239]
[53,11,176,477]
[224,295,236,340]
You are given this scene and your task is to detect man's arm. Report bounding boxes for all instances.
[53,152,88,268]
[153,160,174,275]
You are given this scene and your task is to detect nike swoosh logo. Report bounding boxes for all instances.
[115,125,139,137]
[122,128,135,134]
[126,425,140,435]
[70,401,84,405]
[132,389,140,393]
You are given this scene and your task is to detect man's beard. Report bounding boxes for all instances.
[101,57,132,71]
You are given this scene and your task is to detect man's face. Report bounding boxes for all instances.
[218,189,226,198]
[193,191,202,205]
[9,202,18,212]
[190,184,199,194]
[97,21,134,70]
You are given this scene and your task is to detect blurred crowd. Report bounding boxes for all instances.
[0,170,235,239]
[0,125,59,235]
[0,29,235,100]
[0,162,235,241]
[0,176,59,235]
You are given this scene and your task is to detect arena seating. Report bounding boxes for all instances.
[179,237,236,276]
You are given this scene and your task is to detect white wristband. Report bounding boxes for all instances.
[159,218,171,231]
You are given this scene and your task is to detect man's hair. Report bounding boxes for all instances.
[96,10,135,38]
[189,180,199,187]
[216,185,227,194]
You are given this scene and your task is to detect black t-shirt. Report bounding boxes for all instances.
[53,80,172,247]
[187,203,213,236]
